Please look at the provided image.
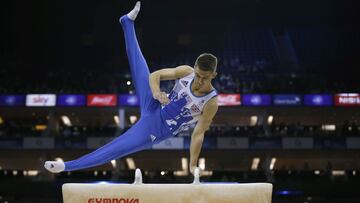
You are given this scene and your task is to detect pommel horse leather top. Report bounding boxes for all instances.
[62,168,273,203]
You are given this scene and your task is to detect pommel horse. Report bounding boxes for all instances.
[62,168,273,203]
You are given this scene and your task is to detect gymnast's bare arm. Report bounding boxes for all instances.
[149,65,193,105]
[189,96,218,174]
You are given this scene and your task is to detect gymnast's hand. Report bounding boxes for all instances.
[153,91,170,105]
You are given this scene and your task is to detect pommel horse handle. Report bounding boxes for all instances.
[133,168,143,184]
[133,168,200,184]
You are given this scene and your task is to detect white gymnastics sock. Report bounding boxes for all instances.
[127,1,141,21]
[44,160,65,173]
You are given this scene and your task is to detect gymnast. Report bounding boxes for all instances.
[45,1,218,175]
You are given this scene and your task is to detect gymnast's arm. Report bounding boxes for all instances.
[149,65,193,104]
[189,97,218,174]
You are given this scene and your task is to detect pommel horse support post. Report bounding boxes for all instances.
[62,168,273,203]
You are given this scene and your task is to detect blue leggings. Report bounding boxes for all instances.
[64,16,170,171]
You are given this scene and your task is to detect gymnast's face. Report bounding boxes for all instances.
[193,66,217,91]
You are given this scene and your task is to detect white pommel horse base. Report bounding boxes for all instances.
[62,168,273,203]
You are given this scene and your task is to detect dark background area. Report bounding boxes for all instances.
[1,0,359,93]
[1,1,360,203]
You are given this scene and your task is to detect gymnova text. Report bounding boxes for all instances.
[88,198,139,203]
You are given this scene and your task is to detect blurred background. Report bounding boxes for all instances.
[1,0,360,202]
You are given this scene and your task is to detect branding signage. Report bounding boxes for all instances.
[273,94,302,106]
[88,198,139,203]
[217,94,241,106]
[87,95,117,106]
[304,94,332,106]
[118,94,140,106]
[0,95,25,106]
[334,93,360,106]
[26,94,56,106]
[57,94,86,106]
[242,94,271,106]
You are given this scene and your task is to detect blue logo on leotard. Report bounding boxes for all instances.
[162,97,193,134]
[168,90,178,101]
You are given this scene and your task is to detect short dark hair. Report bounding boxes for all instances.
[194,53,217,72]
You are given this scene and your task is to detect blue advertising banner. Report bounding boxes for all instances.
[118,94,140,106]
[217,137,249,149]
[304,94,333,106]
[0,95,25,106]
[273,94,302,106]
[23,137,55,149]
[57,94,86,106]
[249,137,282,149]
[242,94,271,106]
[184,137,217,149]
[282,137,313,149]
[314,137,346,149]
[347,137,360,149]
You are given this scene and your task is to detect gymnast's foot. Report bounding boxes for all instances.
[44,160,65,173]
[126,1,141,21]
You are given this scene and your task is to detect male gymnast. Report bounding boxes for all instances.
[45,1,218,175]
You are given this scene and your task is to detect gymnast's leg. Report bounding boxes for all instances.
[44,1,157,173]
[120,2,158,116]
[45,119,153,172]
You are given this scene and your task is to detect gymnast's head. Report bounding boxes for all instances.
[193,53,218,89]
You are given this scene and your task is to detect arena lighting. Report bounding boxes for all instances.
[198,158,213,176]
[250,116,258,126]
[12,170,18,176]
[27,170,39,176]
[113,116,120,125]
[269,158,276,170]
[174,157,189,176]
[321,124,336,131]
[275,190,303,196]
[277,190,289,195]
[129,115,137,124]
[314,170,320,175]
[332,170,345,176]
[251,158,260,170]
[126,81,131,86]
[23,170,39,177]
[111,160,116,168]
[0,116,3,124]
[182,157,188,171]
[201,171,213,176]
[61,115,72,127]
[126,158,136,169]
[267,115,274,125]
[199,158,206,170]
[35,124,47,131]
[353,170,356,176]
[94,171,98,176]
[102,171,107,176]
